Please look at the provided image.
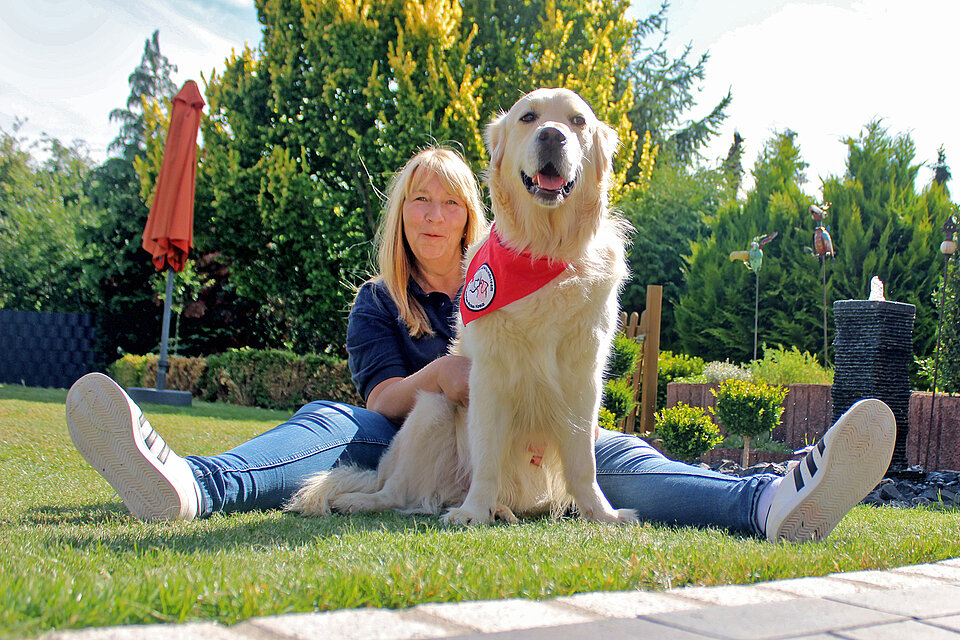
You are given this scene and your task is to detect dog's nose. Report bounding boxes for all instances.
[537,126,566,146]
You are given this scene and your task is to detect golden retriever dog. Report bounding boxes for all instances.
[287,88,637,525]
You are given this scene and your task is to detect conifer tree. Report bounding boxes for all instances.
[623,2,731,176]
[108,30,178,161]
[822,121,943,356]
[84,31,180,355]
[674,131,820,362]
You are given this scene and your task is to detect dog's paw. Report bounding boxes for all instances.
[442,506,494,526]
[493,504,519,524]
[581,506,639,524]
[613,508,639,524]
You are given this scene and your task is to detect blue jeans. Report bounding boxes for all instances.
[186,401,771,536]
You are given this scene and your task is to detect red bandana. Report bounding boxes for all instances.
[460,226,569,325]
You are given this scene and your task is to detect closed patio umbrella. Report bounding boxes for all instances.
[141,80,205,391]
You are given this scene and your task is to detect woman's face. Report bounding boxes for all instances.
[402,172,469,275]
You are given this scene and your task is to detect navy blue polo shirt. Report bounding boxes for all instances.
[346,278,458,403]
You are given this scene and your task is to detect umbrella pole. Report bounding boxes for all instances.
[157,267,174,391]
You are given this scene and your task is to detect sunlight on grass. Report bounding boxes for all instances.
[2,383,959,638]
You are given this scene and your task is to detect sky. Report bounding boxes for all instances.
[2,0,957,196]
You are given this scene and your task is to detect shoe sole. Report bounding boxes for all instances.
[66,373,185,521]
[767,398,896,543]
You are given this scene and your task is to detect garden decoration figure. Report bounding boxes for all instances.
[930,213,959,436]
[730,232,777,360]
[809,203,835,367]
[869,276,885,301]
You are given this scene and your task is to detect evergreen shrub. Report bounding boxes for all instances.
[601,332,641,429]
[654,402,722,461]
[606,332,641,381]
[601,377,636,425]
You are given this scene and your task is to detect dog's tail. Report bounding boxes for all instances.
[285,466,380,516]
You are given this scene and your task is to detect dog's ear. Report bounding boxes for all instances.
[591,121,619,183]
[485,111,508,169]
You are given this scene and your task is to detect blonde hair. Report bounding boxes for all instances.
[375,147,488,337]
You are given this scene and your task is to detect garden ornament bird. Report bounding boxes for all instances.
[729,232,777,272]
[809,204,835,258]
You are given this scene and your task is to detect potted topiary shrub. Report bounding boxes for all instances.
[654,402,723,462]
[710,379,788,467]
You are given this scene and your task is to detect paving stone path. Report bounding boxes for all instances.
[42,558,960,639]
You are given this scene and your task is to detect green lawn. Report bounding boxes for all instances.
[2,383,960,639]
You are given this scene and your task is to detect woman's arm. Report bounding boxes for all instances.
[365,354,470,422]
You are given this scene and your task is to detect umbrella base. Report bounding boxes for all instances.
[126,387,192,407]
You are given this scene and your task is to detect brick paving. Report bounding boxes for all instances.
[42,558,960,640]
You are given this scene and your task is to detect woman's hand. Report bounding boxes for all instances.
[365,355,472,422]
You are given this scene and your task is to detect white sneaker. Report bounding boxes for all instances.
[765,398,896,543]
[66,373,201,521]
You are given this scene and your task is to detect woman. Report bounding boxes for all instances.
[65,147,896,542]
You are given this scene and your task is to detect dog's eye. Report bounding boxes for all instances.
[519,112,537,123]
[571,115,586,127]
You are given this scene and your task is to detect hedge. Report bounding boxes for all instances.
[109,349,361,411]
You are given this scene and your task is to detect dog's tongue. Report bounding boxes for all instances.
[535,173,566,191]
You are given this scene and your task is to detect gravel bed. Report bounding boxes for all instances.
[703,459,960,509]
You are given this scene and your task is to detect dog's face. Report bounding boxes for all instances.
[485,88,617,209]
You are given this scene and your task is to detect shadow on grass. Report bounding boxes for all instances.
[23,502,129,526]
[0,383,292,422]
[27,504,459,554]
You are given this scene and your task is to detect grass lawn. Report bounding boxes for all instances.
[2,383,960,639]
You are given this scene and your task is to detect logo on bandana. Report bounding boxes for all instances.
[463,263,496,312]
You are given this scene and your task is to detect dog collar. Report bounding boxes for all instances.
[460,226,569,325]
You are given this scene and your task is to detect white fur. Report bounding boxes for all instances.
[287,88,637,525]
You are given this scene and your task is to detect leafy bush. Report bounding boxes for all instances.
[656,351,706,408]
[711,379,788,439]
[750,344,832,385]
[711,379,788,466]
[199,348,360,411]
[606,332,641,381]
[930,257,960,393]
[107,354,154,388]
[598,407,617,431]
[601,377,636,424]
[654,402,723,461]
[107,354,207,392]
[912,355,935,392]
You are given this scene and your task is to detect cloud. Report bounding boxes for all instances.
[0,0,258,160]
